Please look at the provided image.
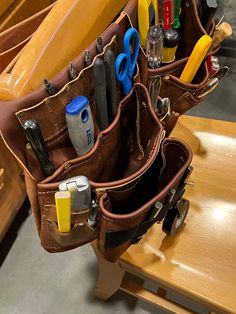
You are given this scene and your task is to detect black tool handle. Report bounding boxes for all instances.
[23,120,54,177]
[93,58,108,130]
[104,49,117,121]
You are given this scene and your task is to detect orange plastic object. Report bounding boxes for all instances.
[0,0,128,100]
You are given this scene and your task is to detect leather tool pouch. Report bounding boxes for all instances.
[136,0,220,115]
[0,0,221,262]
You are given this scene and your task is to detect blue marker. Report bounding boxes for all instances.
[65,96,94,156]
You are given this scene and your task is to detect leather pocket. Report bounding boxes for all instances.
[40,205,97,252]
[98,138,192,262]
[15,36,119,181]
[148,59,209,115]
[35,83,163,252]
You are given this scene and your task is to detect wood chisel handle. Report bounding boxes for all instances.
[210,22,233,51]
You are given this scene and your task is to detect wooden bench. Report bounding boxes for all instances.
[92,115,236,314]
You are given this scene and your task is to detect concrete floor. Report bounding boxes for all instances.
[1,3,236,313]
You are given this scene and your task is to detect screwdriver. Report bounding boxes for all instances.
[146,25,164,69]
[23,120,54,177]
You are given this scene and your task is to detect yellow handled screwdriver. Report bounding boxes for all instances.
[180,35,212,83]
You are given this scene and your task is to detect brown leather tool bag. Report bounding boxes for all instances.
[136,0,220,115]
[0,0,206,262]
[34,83,164,252]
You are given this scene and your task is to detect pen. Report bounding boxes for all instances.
[44,79,56,96]
[23,119,54,177]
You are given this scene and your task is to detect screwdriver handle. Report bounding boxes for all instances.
[211,22,232,51]
[23,119,54,177]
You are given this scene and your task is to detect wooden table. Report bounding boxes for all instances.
[93,115,236,314]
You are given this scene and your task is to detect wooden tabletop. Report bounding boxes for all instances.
[121,115,236,314]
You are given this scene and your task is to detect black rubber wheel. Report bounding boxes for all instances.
[162,198,190,236]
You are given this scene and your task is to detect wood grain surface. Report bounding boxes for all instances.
[0,135,26,241]
[121,115,236,314]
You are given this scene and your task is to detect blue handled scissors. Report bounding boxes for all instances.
[115,28,140,95]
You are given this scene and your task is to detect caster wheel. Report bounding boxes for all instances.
[162,198,190,236]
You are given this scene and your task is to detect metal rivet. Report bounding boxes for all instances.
[164,75,170,81]
[18,112,25,118]
[155,201,163,210]
[64,163,70,169]
[26,143,31,150]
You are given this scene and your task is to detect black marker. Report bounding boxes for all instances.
[23,120,54,177]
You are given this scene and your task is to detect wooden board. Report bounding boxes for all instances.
[121,115,236,314]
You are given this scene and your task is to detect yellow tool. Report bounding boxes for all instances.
[0,0,128,100]
[55,191,71,233]
[180,35,212,83]
[211,22,232,51]
[138,0,157,47]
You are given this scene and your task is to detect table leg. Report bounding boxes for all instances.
[91,241,124,300]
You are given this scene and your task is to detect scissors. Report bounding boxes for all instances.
[115,28,140,95]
